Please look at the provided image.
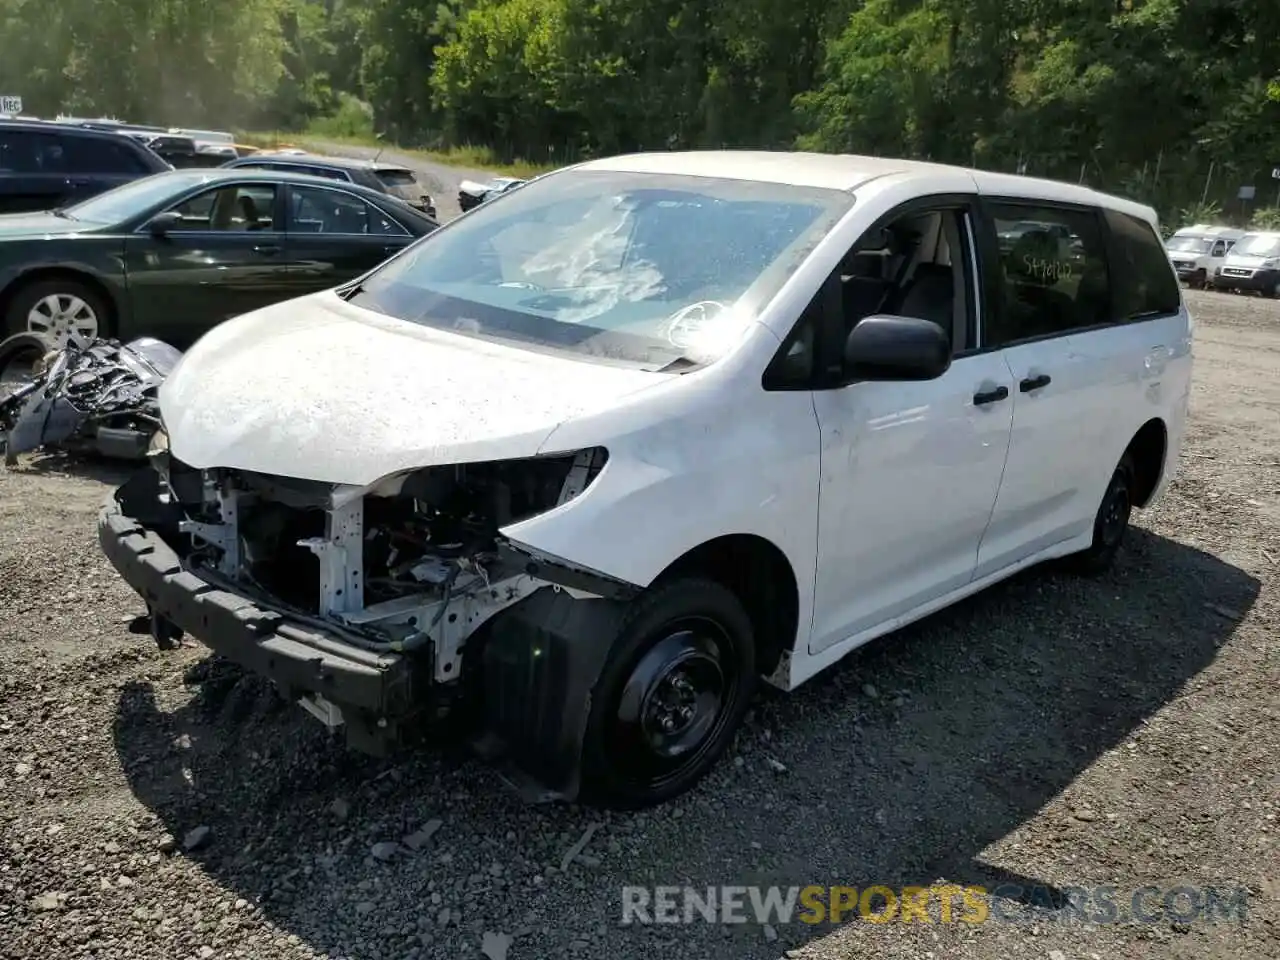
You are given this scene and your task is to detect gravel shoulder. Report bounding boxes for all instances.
[1,289,1277,960]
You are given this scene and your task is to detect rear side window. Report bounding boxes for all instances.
[63,135,149,174]
[301,165,350,182]
[985,202,1111,345]
[290,184,408,235]
[1105,210,1181,320]
[0,130,66,173]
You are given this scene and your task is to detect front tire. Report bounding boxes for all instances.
[579,578,756,809]
[3,277,109,344]
[1067,453,1135,574]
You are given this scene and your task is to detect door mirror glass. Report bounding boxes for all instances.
[843,314,952,381]
[147,210,183,237]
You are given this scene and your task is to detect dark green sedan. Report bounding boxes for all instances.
[0,169,439,347]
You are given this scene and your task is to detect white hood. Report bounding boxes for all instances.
[160,292,666,485]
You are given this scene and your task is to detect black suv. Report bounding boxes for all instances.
[222,152,435,219]
[0,120,171,214]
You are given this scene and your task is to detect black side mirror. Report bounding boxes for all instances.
[147,211,182,237]
[843,314,952,382]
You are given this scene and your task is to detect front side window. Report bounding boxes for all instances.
[764,205,974,389]
[166,183,277,231]
[1105,210,1181,320]
[985,203,1110,345]
[1211,240,1227,258]
[290,185,407,236]
[345,169,854,369]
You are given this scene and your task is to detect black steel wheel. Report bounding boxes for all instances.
[580,578,755,808]
[1067,453,1135,574]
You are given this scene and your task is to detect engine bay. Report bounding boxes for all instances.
[155,446,609,681]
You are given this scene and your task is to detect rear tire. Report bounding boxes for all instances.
[579,578,756,809]
[1067,453,1135,575]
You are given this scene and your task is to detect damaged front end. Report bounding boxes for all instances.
[0,333,181,465]
[100,442,634,795]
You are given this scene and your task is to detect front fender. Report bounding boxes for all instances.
[500,390,821,593]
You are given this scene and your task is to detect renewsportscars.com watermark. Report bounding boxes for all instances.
[620,884,1250,926]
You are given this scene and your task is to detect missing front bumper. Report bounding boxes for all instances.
[97,470,639,788]
[98,479,422,750]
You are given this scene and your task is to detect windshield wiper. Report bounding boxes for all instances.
[49,207,77,220]
[337,282,364,301]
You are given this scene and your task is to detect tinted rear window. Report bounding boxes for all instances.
[376,169,417,187]
[1105,210,1181,320]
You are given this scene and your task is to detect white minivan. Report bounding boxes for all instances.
[100,151,1192,808]
[1211,230,1280,297]
[1164,223,1244,288]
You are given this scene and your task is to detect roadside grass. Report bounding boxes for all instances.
[236,130,556,178]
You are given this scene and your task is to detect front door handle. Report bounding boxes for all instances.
[1019,373,1052,392]
[973,385,1009,406]
[253,243,281,256]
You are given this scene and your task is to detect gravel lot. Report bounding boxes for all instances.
[1,288,1277,960]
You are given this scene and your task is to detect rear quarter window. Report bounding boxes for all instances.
[303,166,351,183]
[1105,210,1181,320]
[376,169,417,187]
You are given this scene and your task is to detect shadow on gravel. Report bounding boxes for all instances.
[8,451,142,485]
[110,528,1260,959]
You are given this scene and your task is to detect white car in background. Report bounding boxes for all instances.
[99,151,1191,808]
[171,127,238,161]
[1165,223,1244,289]
[1211,230,1280,297]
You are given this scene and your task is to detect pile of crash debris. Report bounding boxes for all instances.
[0,332,182,465]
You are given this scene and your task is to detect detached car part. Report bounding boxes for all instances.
[457,177,526,212]
[0,333,181,464]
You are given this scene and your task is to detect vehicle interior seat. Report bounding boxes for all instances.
[892,262,955,334]
[238,195,262,230]
[333,201,369,234]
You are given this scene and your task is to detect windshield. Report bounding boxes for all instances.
[1232,233,1280,257]
[62,171,212,222]
[1165,235,1210,253]
[346,169,852,369]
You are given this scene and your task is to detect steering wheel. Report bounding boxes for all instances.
[662,300,729,348]
[496,280,544,292]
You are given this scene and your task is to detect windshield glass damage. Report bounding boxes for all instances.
[346,170,852,368]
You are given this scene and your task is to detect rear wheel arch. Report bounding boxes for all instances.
[1125,417,1168,508]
